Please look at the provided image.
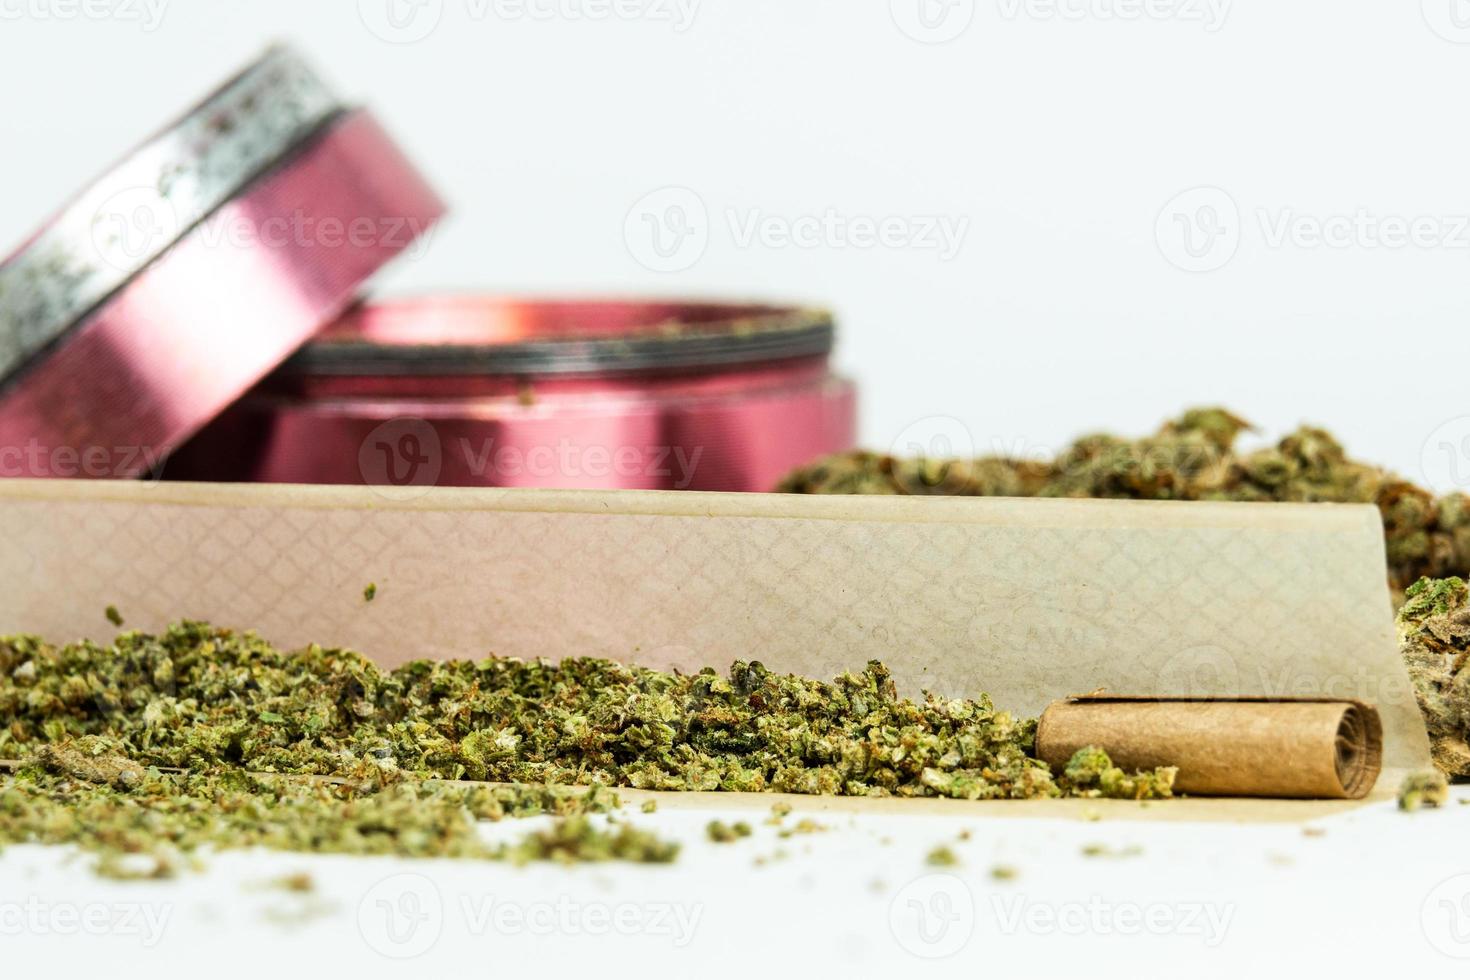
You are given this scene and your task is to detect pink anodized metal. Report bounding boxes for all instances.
[168,299,858,493]
[0,112,445,479]
[0,44,446,479]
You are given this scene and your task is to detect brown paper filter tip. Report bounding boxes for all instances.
[1035,698,1384,800]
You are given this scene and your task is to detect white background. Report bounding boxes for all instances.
[2,789,1470,978]
[4,5,1470,975]
[3,1,1470,487]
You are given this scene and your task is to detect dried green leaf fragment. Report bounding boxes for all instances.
[706,819,752,843]
[508,816,679,865]
[1398,770,1450,812]
[1059,746,1177,801]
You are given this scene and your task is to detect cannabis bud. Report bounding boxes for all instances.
[1397,578,1470,780]
[778,407,1470,601]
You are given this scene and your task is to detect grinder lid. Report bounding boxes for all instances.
[0,44,446,478]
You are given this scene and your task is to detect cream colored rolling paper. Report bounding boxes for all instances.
[0,480,1433,777]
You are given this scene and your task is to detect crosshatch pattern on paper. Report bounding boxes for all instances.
[0,494,1426,768]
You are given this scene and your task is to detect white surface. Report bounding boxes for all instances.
[4,8,1468,974]
[3,3,1470,488]
[2,787,1469,977]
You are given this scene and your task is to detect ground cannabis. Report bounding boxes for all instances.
[776,818,827,839]
[3,746,631,877]
[1397,578,1470,778]
[0,622,1172,803]
[705,820,752,843]
[925,845,959,867]
[1397,770,1450,812]
[0,622,1177,873]
[1060,746,1178,800]
[506,814,679,865]
[778,408,1470,598]
[267,871,315,893]
[363,584,377,603]
[1081,843,1143,859]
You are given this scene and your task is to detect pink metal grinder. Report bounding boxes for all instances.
[166,298,858,492]
[0,44,446,478]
